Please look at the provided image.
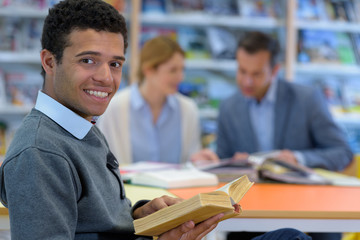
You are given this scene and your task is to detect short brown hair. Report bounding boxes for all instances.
[237,31,280,68]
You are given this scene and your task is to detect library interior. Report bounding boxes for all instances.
[0,0,360,240]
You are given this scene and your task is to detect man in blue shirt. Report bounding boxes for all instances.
[217,31,352,240]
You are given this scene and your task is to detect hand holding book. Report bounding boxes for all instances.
[133,175,254,237]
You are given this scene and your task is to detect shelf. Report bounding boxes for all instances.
[185,59,236,71]
[0,51,41,64]
[199,108,218,119]
[295,63,360,76]
[141,13,284,29]
[296,20,360,33]
[0,7,48,18]
[0,105,32,115]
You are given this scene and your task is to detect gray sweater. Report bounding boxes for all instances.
[0,109,147,240]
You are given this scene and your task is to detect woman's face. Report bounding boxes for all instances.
[149,52,185,95]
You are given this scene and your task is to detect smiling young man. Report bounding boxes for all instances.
[0,2,311,239]
[0,1,225,239]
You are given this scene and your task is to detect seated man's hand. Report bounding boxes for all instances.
[275,149,298,165]
[191,149,219,165]
[232,152,249,161]
[132,195,183,219]
[158,213,224,240]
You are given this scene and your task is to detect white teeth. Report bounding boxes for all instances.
[85,90,109,98]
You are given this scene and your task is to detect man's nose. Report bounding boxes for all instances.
[243,75,253,86]
[94,64,113,82]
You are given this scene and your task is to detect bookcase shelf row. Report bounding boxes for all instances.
[295,63,360,76]
[296,20,360,33]
[141,14,284,29]
[0,105,32,115]
[0,8,48,18]
[0,52,41,64]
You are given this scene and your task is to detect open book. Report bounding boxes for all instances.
[134,175,254,236]
[129,168,219,189]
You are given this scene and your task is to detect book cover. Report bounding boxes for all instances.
[142,0,167,15]
[0,69,6,105]
[177,26,211,59]
[169,0,203,13]
[331,0,350,22]
[133,175,254,236]
[203,0,238,15]
[298,29,340,64]
[296,0,322,20]
[336,32,357,65]
[239,0,279,18]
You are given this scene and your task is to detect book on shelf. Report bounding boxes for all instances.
[206,27,237,59]
[297,0,323,20]
[140,26,177,47]
[238,0,282,19]
[133,175,254,236]
[168,0,203,13]
[4,71,42,107]
[351,33,360,64]
[177,26,211,59]
[0,17,43,52]
[203,0,238,15]
[0,69,6,105]
[298,29,356,65]
[142,0,167,15]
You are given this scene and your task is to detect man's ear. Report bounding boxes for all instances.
[40,49,56,75]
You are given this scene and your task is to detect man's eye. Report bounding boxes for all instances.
[81,59,94,64]
[111,62,122,68]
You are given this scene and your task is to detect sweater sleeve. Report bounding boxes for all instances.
[1,147,80,240]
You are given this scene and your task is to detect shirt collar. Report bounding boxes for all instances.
[245,78,278,104]
[34,90,93,139]
[130,84,177,110]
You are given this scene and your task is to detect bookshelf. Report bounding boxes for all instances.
[2,0,360,155]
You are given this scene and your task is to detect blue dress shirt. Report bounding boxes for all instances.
[129,85,181,163]
[247,79,277,152]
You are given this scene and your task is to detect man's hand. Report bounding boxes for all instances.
[232,152,249,161]
[275,149,298,164]
[158,213,224,240]
[191,149,219,165]
[132,195,183,219]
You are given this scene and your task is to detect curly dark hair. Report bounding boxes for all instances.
[41,0,128,78]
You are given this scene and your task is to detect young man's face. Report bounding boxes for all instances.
[43,29,125,121]
[236,48,279,101]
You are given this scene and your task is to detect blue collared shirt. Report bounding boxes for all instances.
[35,91,93,139]
[129,84,181,163]
[247,79,278,152]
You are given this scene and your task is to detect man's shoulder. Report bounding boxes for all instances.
[4,109,70,160]
[279,80,318,99]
